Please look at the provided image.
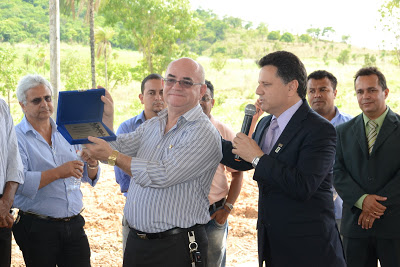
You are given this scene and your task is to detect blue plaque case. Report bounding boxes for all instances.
[56,88,116,144]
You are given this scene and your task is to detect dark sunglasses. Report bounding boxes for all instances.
[30,96,52,105]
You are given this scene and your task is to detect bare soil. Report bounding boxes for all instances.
[11,165,259,267]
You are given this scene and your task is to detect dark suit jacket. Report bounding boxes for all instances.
[222,101,345,267]
[334,108,400,239]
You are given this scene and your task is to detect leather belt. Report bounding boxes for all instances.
[18,210,82,222]
[130,224,203,240]
[209,198,225,212]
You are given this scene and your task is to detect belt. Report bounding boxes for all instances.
[209,198,225,212]
[18,210,82,222]
[130,224,203,240]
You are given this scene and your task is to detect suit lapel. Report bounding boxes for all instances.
[268,101,308,158]
[371,109,398,155]
[351,115,368,157]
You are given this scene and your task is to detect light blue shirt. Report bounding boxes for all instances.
[114,110,146,195]
[14,116,100,218]
[331,107,352,220]
[110,105,222,233]
[262,99,303,145]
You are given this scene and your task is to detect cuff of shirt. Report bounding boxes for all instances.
[131,158,150,187]
[354,194,368,209]
[17,171,41,199]
[81,164,100,187]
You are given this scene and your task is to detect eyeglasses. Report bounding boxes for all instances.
[200,96,212,102]
[163,78,203,89]
[30,96,52,105]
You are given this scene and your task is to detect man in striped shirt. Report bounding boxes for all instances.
[0,99,24,267]
[86,57,222,267]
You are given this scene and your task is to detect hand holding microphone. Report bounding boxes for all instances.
[234,104,257,161]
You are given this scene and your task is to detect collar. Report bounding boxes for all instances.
[363,106,389,128]
[274,99,303,131]
[19,116,57,135]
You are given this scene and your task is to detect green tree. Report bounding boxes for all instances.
[210,53,227,72]
[0,46,22,106]
[306,27,321,40]
[363,53,377,67]
[337,49,351,65]
[322,27,335,39]
[101,0,199,77]
[341,35,351,43]
[95,26,115,89]
[60,0,102,88]
[267,31,280,41]
[299,34,312,44]
[257,22,268,40]
[280,32,294,43]
[379,0,400,64]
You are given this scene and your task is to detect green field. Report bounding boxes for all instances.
[3,42,400,132]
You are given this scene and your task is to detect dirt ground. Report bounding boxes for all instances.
[11,165,259,267]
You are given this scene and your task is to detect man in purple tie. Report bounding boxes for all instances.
[221,51,345,267]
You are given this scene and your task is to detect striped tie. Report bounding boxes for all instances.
[367,120,378,154]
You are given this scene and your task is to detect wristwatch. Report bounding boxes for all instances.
[107,150,119,166]
[225,202,234,211]
[252,156,261,168]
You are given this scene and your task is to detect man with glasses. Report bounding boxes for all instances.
[12,74,100,266]
[200,80,243,267]
[114,73,165,253]
[85,58,222,266]
[0,99,24,267]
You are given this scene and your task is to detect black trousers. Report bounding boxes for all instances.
[0,227,11,267]
[12,213,91,267]
[343,236,400,267]
[123,225,208,267]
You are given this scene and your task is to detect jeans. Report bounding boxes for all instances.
[205,207,228,267]
[122,215,129,255]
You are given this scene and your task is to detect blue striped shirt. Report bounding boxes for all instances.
[110,105,222,233]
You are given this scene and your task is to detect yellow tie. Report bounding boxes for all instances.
[367,120,378,154]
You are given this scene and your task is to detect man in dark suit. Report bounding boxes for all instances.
[221,51,345,267]
[334,67,400,267]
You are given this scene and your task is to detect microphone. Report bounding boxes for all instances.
[234,104,257,160]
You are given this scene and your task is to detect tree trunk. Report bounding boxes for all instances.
[104,48,108,90]
[89,0,96,88]
[49,0,61,119]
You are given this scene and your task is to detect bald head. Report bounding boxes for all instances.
[163,57,207,115]
[166,57,205,84]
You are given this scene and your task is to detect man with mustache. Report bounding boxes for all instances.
[307,70,352,232]
[12,74,100,267]
[114,73,165,253]
[334,67,400,267]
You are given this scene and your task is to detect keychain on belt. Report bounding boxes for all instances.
[188,231,202,266]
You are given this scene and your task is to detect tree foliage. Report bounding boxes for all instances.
[337,49,350,65]
[267,31,280,41]
[280,32,294,43]
[299,34,312,44]
[0,46,22,105]
[379,0,400,65]
[100,0,199,77]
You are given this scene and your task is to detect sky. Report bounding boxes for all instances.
[189,0,393,50]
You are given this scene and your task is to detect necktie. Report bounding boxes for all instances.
[367,120,378,154]
[262,118,279,154]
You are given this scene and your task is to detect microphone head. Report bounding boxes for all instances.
[244,104,257,116]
